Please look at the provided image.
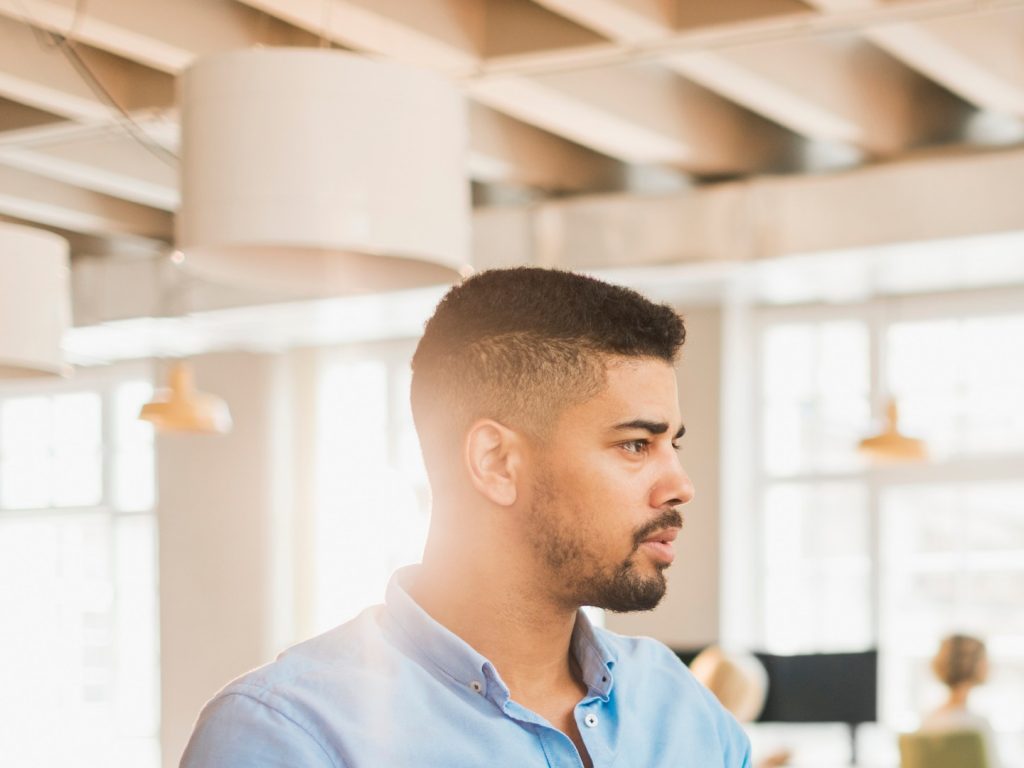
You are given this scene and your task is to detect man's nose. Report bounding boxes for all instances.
[654,452,695,509]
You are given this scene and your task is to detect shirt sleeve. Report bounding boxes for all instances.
[680,653,754,768]
[705,684,753,768]
[179,691,339,768]
[729,723,754,768]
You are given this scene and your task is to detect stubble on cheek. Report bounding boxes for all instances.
[525,455,681,612]
[526,472,604,599]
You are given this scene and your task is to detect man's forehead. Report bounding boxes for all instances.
[603,356,678,391]
[591,358,681,424]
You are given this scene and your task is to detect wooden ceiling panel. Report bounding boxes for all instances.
[672,0,814,30]
[483,0,610,58]
[0,96,63,133]
[530,0,674,43]
[0,0,316,74]
[0,161,171,239]
[468,102,624,190]
[0,0,1020,257]
[667,35,970,154]
[807,1,1024,116]
[470,62,797,173]
[235,0,484,74]
[0,14,173,121]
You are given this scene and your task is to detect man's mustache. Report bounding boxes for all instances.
[632,508,684,549]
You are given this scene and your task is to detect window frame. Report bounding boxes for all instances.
[0,360,160,766]
[744,285,1024,742]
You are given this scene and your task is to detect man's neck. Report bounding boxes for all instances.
[407,548,584,702]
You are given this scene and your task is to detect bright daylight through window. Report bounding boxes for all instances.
[0,377,158,768]
[755,296,1024,765]
[314,348,429,633]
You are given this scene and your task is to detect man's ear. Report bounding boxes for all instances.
[464,419,523,507]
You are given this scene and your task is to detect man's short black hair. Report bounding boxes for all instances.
[411,267,685,460]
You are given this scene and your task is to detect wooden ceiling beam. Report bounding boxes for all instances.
[468,103,622,191]
[0,13,173,121]
[0,122,177,209]
[807,1,1024,115]
[527,0,672,44]
[0,0,314,74]
[235,0,484,74]
[470,62,794,173]
[666,37,968,154]
[0,161,171,239]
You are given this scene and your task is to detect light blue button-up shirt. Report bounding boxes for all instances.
[181,567,751,767]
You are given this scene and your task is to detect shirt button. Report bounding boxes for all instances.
[584,713,599,728]
[470,681,483,693]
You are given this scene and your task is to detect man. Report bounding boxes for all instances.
[181,268,751,767]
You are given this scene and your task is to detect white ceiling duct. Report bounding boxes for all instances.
[176,48,469,296]
[0,222,71,378]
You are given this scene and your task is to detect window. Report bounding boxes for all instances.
[313,344,429,632]
[888,315,1024,457]
[761,320,870,478]
[752,292,1024,765]
[881,482,1024,736]
[763,481,871,652]
[0,372,159,768]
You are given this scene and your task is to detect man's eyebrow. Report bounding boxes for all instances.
[613,420,687,440]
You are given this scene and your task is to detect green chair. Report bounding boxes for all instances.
[899,730,989,768]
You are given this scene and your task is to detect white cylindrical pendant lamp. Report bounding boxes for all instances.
[177,48,469,296]
[0,222,71,378]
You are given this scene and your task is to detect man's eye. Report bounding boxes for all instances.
[622,440,650,454]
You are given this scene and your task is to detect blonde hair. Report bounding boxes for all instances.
[690,645,769,723]
[931,634,987,688]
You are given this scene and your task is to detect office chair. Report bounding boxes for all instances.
[899,730,989,768]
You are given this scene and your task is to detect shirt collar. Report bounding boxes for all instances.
[383,566,618,702]
[384,566,492,692]
[571,608,618,700]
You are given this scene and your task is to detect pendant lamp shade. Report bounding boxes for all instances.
[858,398,927,463]
[0,223,71,378]
[139,361,232,434]
[177,48,469,296]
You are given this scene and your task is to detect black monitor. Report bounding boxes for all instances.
[753,649,877,726]
[674,648,878,764]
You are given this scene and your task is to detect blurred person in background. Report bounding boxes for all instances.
[919,633,1000,767]
[691,646,791,768]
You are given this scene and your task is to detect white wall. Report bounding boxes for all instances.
[157,351,297,768]
[604,306,723,648]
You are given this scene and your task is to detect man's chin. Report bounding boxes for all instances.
[591,573,668,613]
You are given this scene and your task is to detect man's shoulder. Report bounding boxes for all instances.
[213,606,392,706]
[182,607,399,767]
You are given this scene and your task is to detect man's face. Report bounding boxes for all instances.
[524,357,694,612]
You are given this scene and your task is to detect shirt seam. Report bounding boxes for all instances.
[220,686,342,768]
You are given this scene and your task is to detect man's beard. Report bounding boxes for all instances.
[527,472,683,613]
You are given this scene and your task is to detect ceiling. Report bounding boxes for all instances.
[3,0,1024,289]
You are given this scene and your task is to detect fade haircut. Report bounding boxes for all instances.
[410,268,686,463]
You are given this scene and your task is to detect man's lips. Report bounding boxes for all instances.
[639,527,681,564]
[641,527,680,545]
